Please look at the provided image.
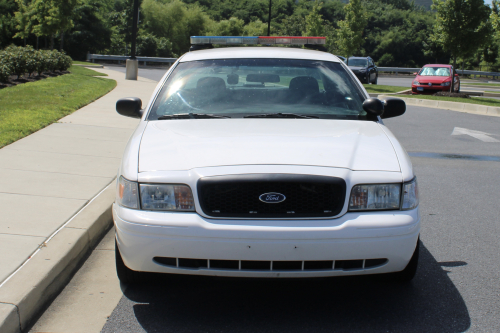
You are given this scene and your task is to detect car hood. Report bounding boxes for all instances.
[138,119,401,172]
[348,66,366,71]
[416,75,450,83]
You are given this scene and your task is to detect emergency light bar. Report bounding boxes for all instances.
[190,36,326,45]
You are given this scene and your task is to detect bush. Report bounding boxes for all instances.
[33,50,48,76]
[3,45,28,79]
[0,62,11,83]
[0,46,73,79]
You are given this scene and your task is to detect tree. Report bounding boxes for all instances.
[430,0,491,90]
[31,0,79,50]
[13,0,32,46]
[335,0,368,64]
[303,2,324,37]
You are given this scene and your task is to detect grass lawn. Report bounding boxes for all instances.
[363,84,408,94]
[401,94,500,108]
[72,60,103,67]
[461,82,500,87]
[0,65,116,148]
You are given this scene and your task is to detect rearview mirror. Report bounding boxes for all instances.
[246,74,280,83]
[116,98,143,119]
[380,98,406,119]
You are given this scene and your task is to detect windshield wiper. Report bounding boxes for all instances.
[244,113,318,119]
[158,113,231,120]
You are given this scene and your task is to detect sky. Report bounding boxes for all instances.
[485,0,493,5]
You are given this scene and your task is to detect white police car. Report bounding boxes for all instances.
[114,36,420,284]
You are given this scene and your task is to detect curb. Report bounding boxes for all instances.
[0,180,116,333]
[73,63,105,68]
[378,94,500,117]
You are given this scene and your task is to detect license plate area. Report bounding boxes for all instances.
[417,87,424,91]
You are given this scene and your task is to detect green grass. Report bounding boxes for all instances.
[69,65,107,76]
[72,60,102,67]
[485,91,500,94]
[363,84,408,94]
[0,65,116,148]
[401,94,500,107]
[461,82,500,87]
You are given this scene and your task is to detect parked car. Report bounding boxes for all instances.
[347,56,378,84]
[113,36,419,285]
[411,64,460,94]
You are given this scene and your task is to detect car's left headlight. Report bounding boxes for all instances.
[414,80,420,85]
[441,81,451,86]
[116,176,195,211]
[140,184,195,211]
[348,178,419,211]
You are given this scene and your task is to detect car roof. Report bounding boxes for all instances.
[179,47,341,63]
[348,56,370,59]
[423,64,451,67]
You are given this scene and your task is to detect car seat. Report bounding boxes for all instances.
[288,76,320,103]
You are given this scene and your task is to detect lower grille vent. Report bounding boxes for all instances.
[153,257,388,271]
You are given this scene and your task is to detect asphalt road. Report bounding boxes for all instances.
[32,68,500,332]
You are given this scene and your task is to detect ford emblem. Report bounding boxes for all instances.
[259,192,286,204]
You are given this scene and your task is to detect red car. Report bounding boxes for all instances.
[411,64,460,94]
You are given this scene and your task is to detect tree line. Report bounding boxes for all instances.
[0,0,498,71]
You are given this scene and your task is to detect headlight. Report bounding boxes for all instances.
[401,177,419,210]
[349,184,401,211]
[116,176,195,211]
[140,184,195,211]
[117,176,139,209]
[359,68,366,73]
[414,81,420,85]
[441,81,451,86]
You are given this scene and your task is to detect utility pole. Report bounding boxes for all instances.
[267,0,272,36]
[126,0,140,80]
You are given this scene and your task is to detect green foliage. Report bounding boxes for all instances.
[0,0,17,48]
[0,57,12,82]
[136,30,175,57]
[31,0,79,42]
[335,0,368,62]
[0,46,72,79]
[208,17,245,36]
[430,0,492,67]
[303,2,324,37]
[13,0,32,41]
[141,0,208,55]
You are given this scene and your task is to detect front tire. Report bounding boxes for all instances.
[115,239,146,284]
[373,75,378,85]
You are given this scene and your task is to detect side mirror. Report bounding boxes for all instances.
[454,73,459,77]
[362,98,384,116]
[413,72,418,75]
[116,97,143,118]
[380,98,406,119]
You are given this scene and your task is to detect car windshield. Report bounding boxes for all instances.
[419,67,451,76]
[347,59,367,67]
[147,59,368,120]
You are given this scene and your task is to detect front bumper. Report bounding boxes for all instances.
[114,204,420,278]
[412,85,450,94]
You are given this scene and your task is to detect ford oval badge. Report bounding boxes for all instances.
[259,192,286,204]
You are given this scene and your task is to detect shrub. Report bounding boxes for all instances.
[33,50,48,76]
[24,46,37,76]
[0,61,11,83]
[3,45,28,79]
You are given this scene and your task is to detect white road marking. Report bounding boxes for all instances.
[451,127,500,142]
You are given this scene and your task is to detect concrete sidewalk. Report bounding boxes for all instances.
[0,68,158,332]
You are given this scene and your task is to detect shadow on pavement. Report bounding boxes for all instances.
[116,242,470,333]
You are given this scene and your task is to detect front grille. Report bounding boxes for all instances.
[153,257,389,271]
[197,174,346,218]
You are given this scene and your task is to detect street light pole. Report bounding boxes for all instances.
[126,0,140,80]
[267,0,272,36]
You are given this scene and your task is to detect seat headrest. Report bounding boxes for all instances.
[289,76,319,94]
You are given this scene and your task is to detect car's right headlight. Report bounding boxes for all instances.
[116,176,195,211]
[348,178,419,211]
[414,80,420,85]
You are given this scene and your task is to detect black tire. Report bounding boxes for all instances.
[456,83,460,93]
[373,75,378,85]
[115,239,146,284]
[388,238,419,283]
[365,75,370,84]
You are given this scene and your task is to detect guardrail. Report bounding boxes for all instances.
[378,67,499,79]
[86,54,177,65]
[86,54,499,78]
